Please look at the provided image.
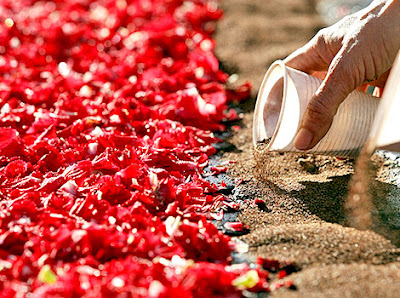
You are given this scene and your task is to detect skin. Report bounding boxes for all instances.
[284,0,400,150]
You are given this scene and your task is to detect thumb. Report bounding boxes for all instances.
[294,54,359,150]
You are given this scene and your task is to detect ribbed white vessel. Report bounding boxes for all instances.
[253,60,380,157]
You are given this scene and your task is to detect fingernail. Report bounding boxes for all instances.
[294,128,313,150]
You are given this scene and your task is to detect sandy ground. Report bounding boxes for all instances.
[215,0,400,296]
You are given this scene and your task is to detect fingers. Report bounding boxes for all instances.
[284,31,332,74]
[294,52,359,150]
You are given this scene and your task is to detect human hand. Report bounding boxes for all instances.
[284,0,400,150]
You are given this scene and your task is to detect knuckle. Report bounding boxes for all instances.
[306,97,335,123]
[327,60,359,93]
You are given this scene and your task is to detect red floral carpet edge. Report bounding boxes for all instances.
[0,1,289,296]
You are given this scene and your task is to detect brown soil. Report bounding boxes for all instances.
[215,0,400,296]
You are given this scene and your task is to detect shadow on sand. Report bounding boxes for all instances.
[286,174,400,246]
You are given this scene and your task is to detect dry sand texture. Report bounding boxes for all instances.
[215,0,400,296]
